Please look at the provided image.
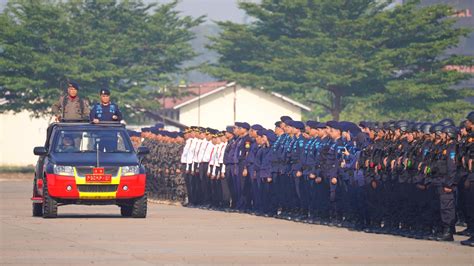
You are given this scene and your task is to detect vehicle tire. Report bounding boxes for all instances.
[131,193,147,218]
[42,180,58,218]
[120,205,133,217]
[32,179,43,217]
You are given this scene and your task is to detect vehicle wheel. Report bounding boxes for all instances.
[42,181,58,218]
[32,180,43,217]
[120,205,133,217]
[131,193,147,218]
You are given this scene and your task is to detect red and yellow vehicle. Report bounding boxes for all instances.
[32,122,149,218]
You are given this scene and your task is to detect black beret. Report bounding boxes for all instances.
[420,123,433,134]
[467,111,474,123]
[68,81,80,90]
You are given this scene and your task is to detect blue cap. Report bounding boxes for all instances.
[155,122,165,129]
[67,81,80,90]
[225,126,234,133]
[257,129,266,137]
[251,124,264,131]
[280,116,293,123]
[235,122,250,130]
[287,120,305,130]
[264,129,277,143]
[306,120,319,129]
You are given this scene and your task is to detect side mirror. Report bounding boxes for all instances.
[137,146,150,156]
[33,146,48,156]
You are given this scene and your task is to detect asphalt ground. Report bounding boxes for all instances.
[0,179,473,265]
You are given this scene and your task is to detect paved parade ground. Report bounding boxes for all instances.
[0,180,472,265]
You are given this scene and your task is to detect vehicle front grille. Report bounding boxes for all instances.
[75,167,120,177]
[77,185,118,193]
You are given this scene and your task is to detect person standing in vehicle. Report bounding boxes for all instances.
[52,81,90,121]
[90,89,122,123]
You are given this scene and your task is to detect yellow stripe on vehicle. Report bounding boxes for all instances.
[74,167,122,199]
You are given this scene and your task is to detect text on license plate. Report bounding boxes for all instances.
[85,174,112,183]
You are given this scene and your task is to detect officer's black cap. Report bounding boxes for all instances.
[420,123,433,134]
[68,81,80,90]
[438,118,455,127]
[467,111,474,123]
[99,88,111,95]
[442,126,459,139]
[430,124,444,134]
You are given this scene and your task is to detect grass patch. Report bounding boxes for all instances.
[0,166,35,173]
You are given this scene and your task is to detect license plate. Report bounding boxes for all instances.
[85,174,112,183]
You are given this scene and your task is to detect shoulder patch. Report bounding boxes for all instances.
[449,151,455,160]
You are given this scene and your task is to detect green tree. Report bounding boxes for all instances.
[0,0,204,122]
[207,0,473,121]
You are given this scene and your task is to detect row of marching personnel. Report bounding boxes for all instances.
[131,112,474,247]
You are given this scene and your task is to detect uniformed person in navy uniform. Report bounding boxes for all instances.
[90,89,123,123]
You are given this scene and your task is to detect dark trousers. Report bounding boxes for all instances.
[199,162,210,205]
[437,185,456,229]
[463,180,474,231]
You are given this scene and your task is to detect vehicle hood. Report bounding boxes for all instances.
[49,152,139,166]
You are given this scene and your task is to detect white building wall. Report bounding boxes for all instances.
[179,86,302,130]
[0,111,51,166]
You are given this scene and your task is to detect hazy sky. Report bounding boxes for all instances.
[0,0,253,23]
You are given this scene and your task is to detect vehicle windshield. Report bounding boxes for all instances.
[54,129,132,153]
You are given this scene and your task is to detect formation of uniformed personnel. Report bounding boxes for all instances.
[134,112,473,246]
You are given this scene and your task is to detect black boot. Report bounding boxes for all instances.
[435,227,454,242]
[460,236,474,247]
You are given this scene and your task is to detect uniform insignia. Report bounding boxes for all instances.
[245,141,250,149]
[449,151,455,160]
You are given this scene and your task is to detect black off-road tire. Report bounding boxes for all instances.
[120,205,133,217]
[131,193,147,218]
[42,181,58,218]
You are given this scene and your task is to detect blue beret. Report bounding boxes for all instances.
[251,124,264,131]
[326,121,342,130]
[225,126,234,133]
[275,121,282,127]
[168,132,178,138]
[155,122,164,129]
[235,122,250,130]
[264,130,277,143]
[306,120,319,129]
[280,116,293,123]
[287,120,304,130]
[141,127,151,132]
[257,129,266,137]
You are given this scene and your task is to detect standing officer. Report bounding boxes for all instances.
[52,81,90,121]
[90,89,122,123]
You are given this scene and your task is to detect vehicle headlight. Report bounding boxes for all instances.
[53,165,75,176]
[122,165,139,176]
